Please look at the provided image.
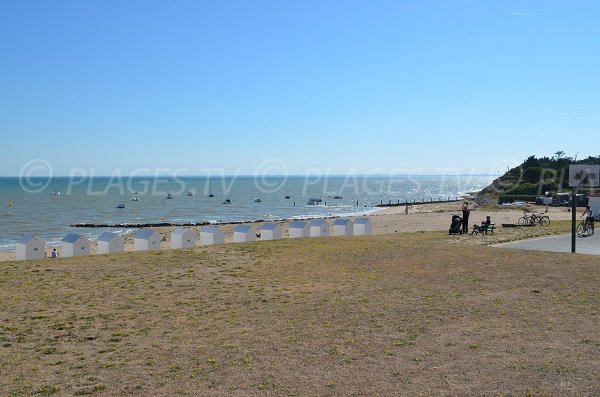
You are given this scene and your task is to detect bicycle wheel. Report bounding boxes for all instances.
[576,223,585,237]
[539,216,550,227]
[517,216,528,226]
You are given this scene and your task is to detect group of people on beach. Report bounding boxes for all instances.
[458,202,597,236]
[462,202,492,235]
[448,202,492,235]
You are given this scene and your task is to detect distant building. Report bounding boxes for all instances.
[62,233,91,257]
[134,229,160,251]
[16,235,45,260]
[199,226,224,245]
[171,228,196,249]
[260,224,283,240]
[233,225,255,243]
[309,219,329,237]
[353,218,373,235]
[97,232,124,254]
[288,221,309,238]
[332,219,353,236]
[587,192,600,213]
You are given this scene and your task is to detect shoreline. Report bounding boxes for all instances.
[0,206,384,254]
[0,202,576,261]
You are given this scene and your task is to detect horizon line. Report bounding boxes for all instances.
[0,173,497,178]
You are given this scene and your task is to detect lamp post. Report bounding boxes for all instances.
[568,165,600,253]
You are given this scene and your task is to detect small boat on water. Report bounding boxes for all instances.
[50,190,61,196]
[166,193,173,199]
[284,195,291,199]
[254,198,262,203]
[222,199,232,205]
[333,195,343,199]
[307,198,322,205]
[187,191,194,197]
[117,204,126,209]
[131,196,139,201]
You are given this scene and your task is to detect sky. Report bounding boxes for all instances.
[1,0,599,176]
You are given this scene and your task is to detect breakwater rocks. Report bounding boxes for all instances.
[376,198,462,207]
[70,220,265,228]
[69,216,338,229]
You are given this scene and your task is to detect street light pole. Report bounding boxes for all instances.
[571,190,577,253]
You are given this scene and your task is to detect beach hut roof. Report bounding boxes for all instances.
[261,224,280,231]
[16,235,37,244]
[62,233,83,243]
[311,219,327,226]
[171,228,191,235]
[234,225,252,233]
[354,218,370,224]
[135,229,156,239]
[97,232,117,242]
[289,221,307,228]
[333,218,351,225]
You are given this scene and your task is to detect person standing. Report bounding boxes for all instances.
[461,202,471,234]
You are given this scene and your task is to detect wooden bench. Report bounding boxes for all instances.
[474,223,495,235]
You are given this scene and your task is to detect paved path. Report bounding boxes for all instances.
[495,233,600,255]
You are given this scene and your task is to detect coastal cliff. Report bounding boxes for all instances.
[476,153,600,204]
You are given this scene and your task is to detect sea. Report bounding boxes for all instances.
[0,175,493,250]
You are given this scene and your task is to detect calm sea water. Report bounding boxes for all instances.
[0,175,493,249]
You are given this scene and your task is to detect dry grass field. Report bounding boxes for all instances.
[1,231,599,396]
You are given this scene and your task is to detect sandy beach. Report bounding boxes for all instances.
[0,202,574,261]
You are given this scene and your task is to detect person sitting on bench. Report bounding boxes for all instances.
[471,216,492,235]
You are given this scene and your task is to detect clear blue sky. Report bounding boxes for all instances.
[1,0,599,176]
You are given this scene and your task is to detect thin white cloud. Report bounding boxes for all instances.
[510,11,536,18]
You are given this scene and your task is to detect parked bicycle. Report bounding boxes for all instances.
[517,211,550,227]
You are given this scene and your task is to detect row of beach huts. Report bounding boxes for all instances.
[15,217,373,260]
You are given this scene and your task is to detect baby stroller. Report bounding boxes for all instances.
[449,215,463,234]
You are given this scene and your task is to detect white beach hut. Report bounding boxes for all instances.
[134,229,160,251]
[96,232,124,254]
[353,217,373,235]
[62,233,91,257]
[233,225,255,243]
[260,223,283,240]
[332,218,353,236]
[199,226,225,246]
[16,235,46,260]
[171,228,197,249]
[309,219,329,237]
[288,221,309,238]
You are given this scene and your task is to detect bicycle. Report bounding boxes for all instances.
[531,212,551,227]
[577,219,594,237]
[517,211,550,227]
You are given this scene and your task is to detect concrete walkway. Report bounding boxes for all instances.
[495,233,600,255]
